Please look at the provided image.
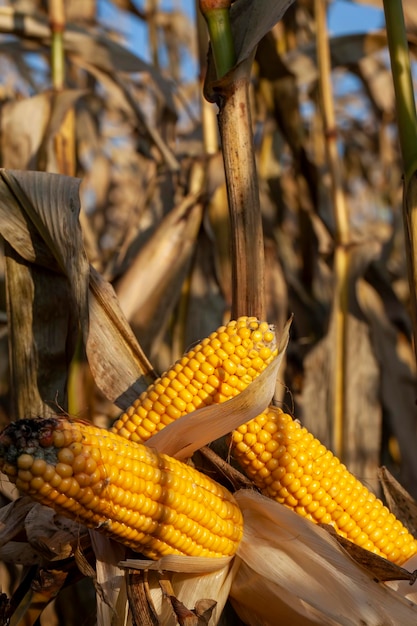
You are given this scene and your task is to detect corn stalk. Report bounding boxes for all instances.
[200,0,265,320]
[383,0,417,368]
[315,0,350,459]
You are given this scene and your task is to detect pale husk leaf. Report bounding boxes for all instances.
[120,556,235,626]
[89,531,128,626]
[149,319,290,459]
[232,490,417,625]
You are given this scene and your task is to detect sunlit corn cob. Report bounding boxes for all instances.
[230,406,417,566]
[111,316,277,444]
[0,417,243,560]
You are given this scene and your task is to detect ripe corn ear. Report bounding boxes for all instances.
[111,316,277,444]
[0,417,243,560]
[230,406,417,566]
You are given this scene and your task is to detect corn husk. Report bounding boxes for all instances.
[231,490,417,625]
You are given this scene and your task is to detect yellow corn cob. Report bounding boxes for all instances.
[111,316,277,444]
[230,406,417,566]
[0,417,243,560]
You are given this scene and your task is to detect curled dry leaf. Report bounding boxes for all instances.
[24,504,87,562]
[378,466,417,538]
[0,169,88,415]
[322,524,417,584]
[0,168,157,412]
[88,267,156,409]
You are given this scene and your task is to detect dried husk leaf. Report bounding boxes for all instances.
[120,557,236,626]
[322,524,417,583]
[89,531,127,626]
[126,569,160,626]
[149,319,290,459]
[231,490,417,625]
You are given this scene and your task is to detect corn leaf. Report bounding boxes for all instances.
[115,192,203,357]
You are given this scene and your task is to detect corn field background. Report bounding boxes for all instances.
[1,0,417,624]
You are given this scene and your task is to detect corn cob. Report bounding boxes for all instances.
[230,406,417,566]
[111,316,277,444]
[0,417,243,560]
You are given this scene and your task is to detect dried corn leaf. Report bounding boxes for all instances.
[322,524,417,583]
[0,7,175,111]
[0,170,87,415]
[0,169,88,323]
[1,90,86,172]
[301,243,382,488]
[88,267,156,408]
[115,193,203,356]
[0,168,156,410]
[356,278,417,498]
[0,496,34,547]
[230,0,296,65]
[24,504,86,561]
[378,466,417,538]
[10,566,68,626]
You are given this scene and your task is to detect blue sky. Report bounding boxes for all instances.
[97,0,387,80]
[328,1,384,36]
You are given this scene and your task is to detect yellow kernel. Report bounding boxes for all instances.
[194,370,208,385]
[177,372,190,387]
[206,374,220,389]
[58,448,74,465]
[56,463,73,478]
[216,347,229,361]
[178,389,193,404]
[207,353,221,369]
[30,476,45,491]
[314,506,327,520]
[222,359,237,375]
[53,430,65,447]
[263,331,275,344]
[17,454,34,470]
[355,532,369,547]
[259,347,273,361]
[166,404,182,420]
[218,382,234,398]
[243,433,257,447]
[30,458,47,476]
[153,401,166,415]
[75,473,91,487]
